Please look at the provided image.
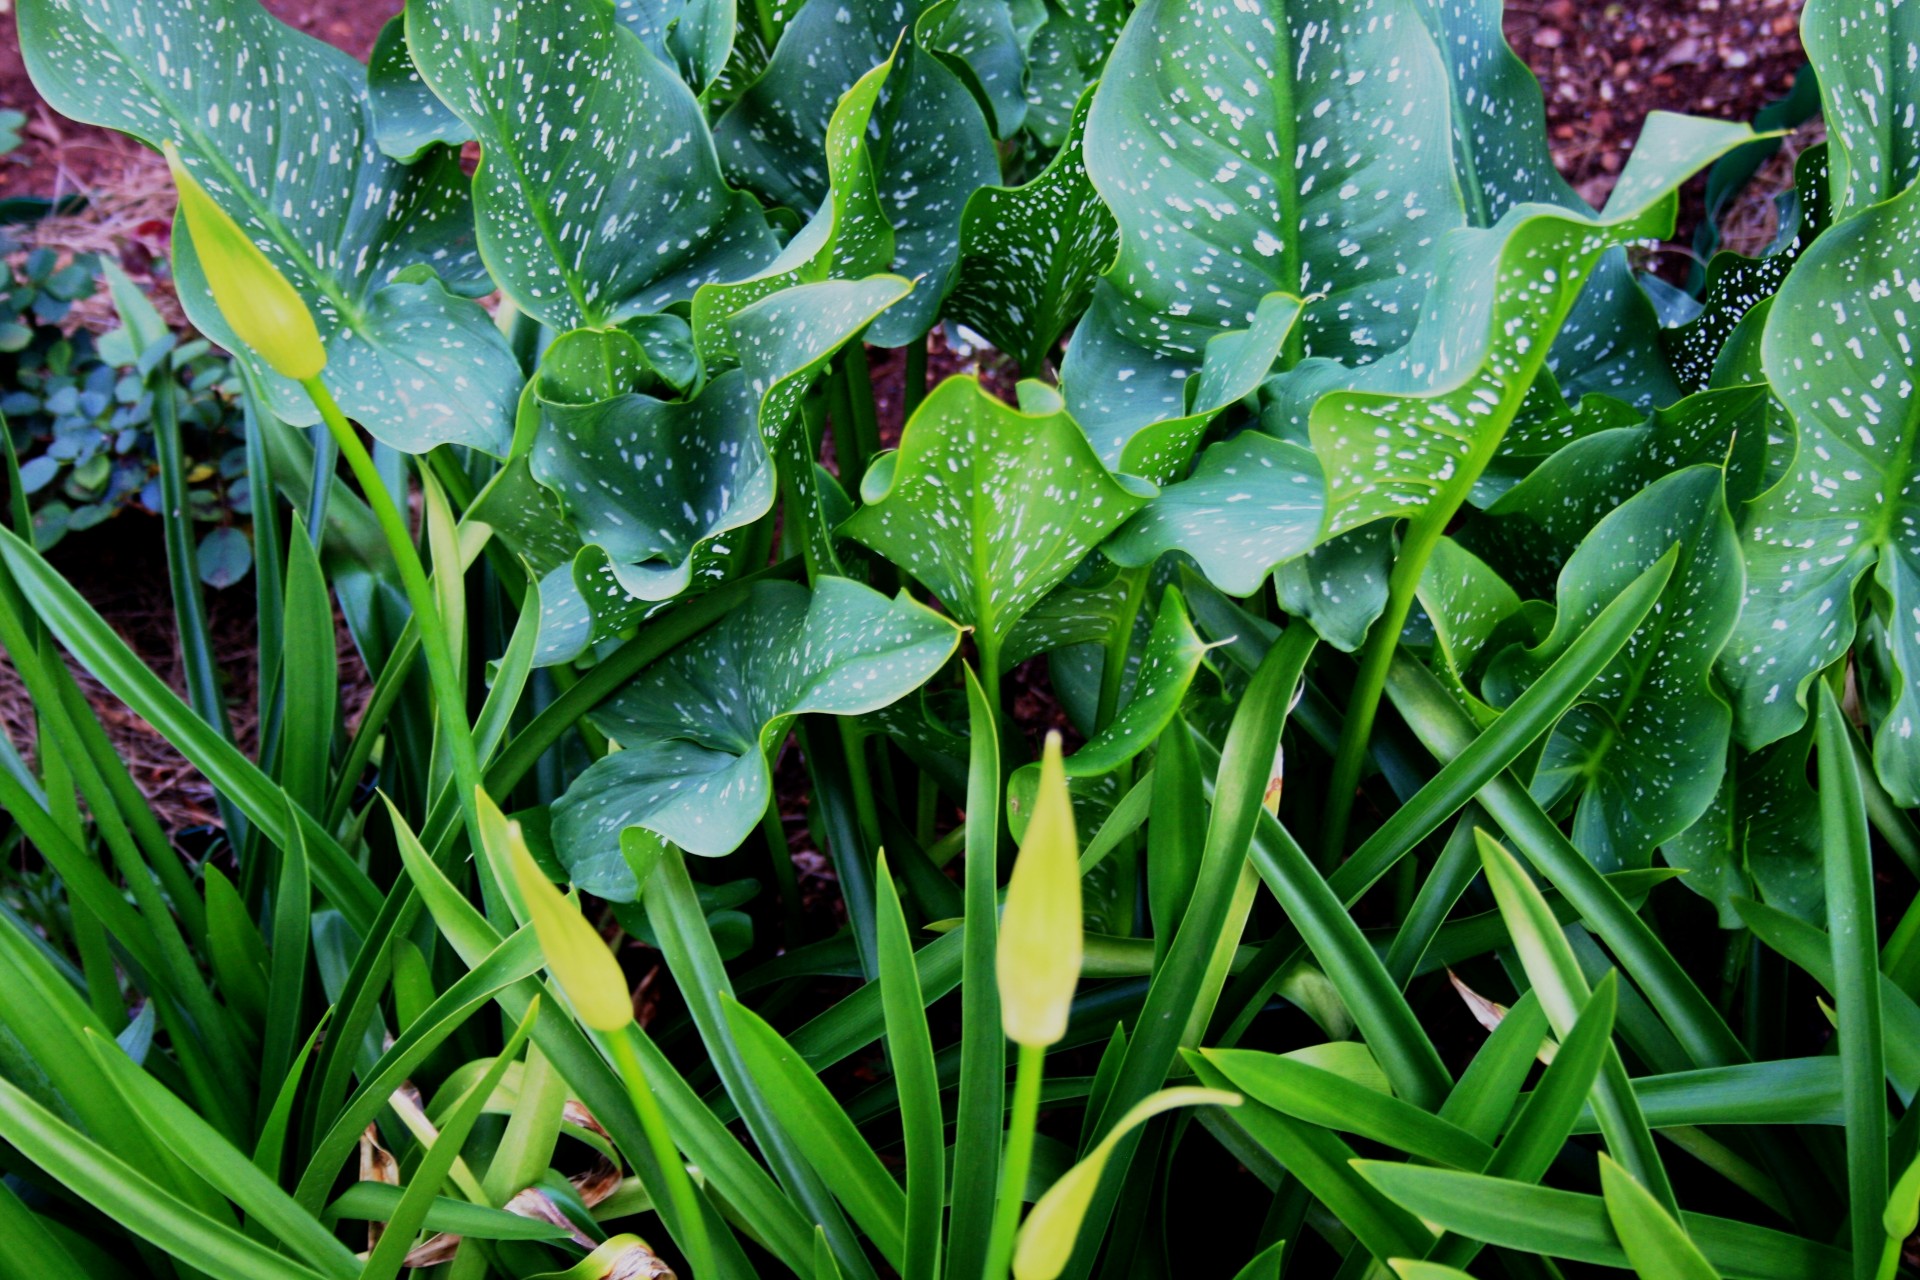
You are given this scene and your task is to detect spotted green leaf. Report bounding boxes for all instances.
[1665,146,1830,392]
[409,0,777,331]
[1301,113,1755,539]
[1020,0,1122,146]
[1663,728,1823,928]
[919,0,1035,138]
[1274,523,1394,654]
[368,11,472,163]
[1487,466,1742,873]
[948,87,1117,376]
[842,375,1154,672]
[1062,0,1466,443]
[551,577,960,891]
[530,350,775,613]
[1464,383,1777,597]
[615,0,737,95]
[1410,535,1538,727]
[20,0,521,455]
[1802,0,1920,216]
[730,275,915,574]
[1008,587,1215,810]
[1104,433,1323,596]
[1718,178,1920,804]
[716,1,998,345]
[689,50,896,349]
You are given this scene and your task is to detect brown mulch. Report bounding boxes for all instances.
[0,0,1817,831]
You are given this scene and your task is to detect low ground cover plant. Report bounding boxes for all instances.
[0,0,1911,1276]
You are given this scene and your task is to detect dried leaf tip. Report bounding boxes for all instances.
[998,730,1081,1047]
[507,818,632,1032]
[163,141,325,381]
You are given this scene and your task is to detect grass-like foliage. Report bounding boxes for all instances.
[0,0,1911,1276]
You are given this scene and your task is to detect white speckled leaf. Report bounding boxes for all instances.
[1663,732,1823,929]
[1062,0,1466,443]
[1719,178,1920,804]
[368,11,473,163]
[1487,466,1742,873]
[1021,0,1123,147]
[728,275,915,573]
[715,0,998,347]
[1666,146,1830,393]
[534,362,774,622]
[864,46,1001,346]
[614,0,737,95]
[20,0,521,455]
[409,0,777,330]
[919,0,1034,138]
[1464,383,1777,597]
[1001,566,1140,669]
[948,87,1117,376]
[1274,523,1394,653]
[842,374,1154,668]
[1105,432,1324,597]
[1007,585,1215,811]
[1306,113,1756,539]
[1802,0,1920,216]
[1409,0,1574,225]
[551,577,960,889]
[690,52,897,355]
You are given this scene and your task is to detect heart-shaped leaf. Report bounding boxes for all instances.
[1061,0,1467,444]
[409,0,777,330]
[551,577,961,892]
[20,0,521,454]
[1718,177,1920,803]
[843,375,1154,672]
[1021,0,1124,147]
[1487,466,1742,873]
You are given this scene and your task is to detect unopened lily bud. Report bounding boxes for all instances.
[506,821,632,1032]
[998,731,1081,1047]
[163,141,326,380]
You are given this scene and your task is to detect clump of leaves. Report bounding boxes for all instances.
[0,0,1910,1278]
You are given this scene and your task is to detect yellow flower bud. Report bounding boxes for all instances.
[1014,1088,1238,1279]
[505,815,632,1032]
[998,731,1081,1047]
[163,142,326,381]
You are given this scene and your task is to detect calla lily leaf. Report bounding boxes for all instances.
[409,0,778,330]
[551,578,960,893]
[843,375,1154,671]
[1487,467,1741,872]
[21,0,521,454]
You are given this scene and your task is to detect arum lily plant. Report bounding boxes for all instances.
[0,0,1910,1277]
